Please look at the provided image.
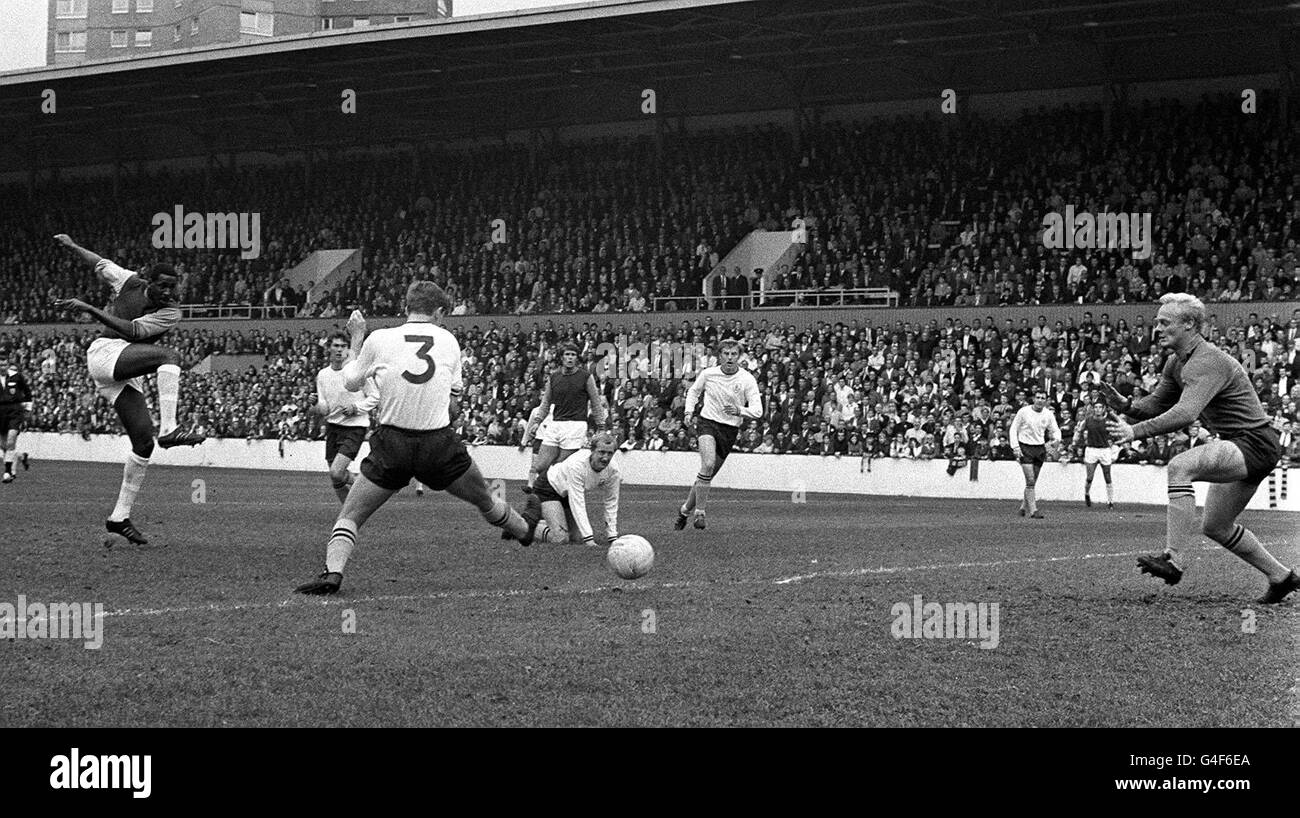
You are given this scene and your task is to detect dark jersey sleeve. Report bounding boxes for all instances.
[1130,356,1230,440]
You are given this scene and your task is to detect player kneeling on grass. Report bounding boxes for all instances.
[523,432,621,546]
[294,283,537,596]
[1102,293,1299,603]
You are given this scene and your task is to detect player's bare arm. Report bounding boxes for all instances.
[586,375,606,427]
[53,298,174,341]
[52,233,104,268]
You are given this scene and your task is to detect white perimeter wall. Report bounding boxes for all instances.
[20,433,1300,512]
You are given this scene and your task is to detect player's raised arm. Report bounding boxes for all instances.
[1128,361,1228,440]
[342,332,380,393]
[356,376,380,416]
[53,234,104,269]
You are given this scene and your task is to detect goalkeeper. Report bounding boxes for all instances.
[1009,390,1062,519]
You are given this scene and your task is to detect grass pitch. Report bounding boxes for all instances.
[1,461,1296,727]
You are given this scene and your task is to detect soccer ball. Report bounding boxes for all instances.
[607,535,654,580]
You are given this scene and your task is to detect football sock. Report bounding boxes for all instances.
[1105,482,1114,504]
[109,452,150,522]
[325,519,359,574]
[3,452,13,474]
[1218,524,1289,582]
[1165,483,1196,569]
[693,473,713,513]
[156,364,181,436]
[331,472,353,504]
[481,498,530,542]
[1023,487,1036,515]
[1083,478,1091,499]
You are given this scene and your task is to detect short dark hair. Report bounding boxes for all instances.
[405,280,452,316]
[327,332,349,346]
[147,263,177,283]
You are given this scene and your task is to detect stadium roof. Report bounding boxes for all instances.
[2,0,1298,171]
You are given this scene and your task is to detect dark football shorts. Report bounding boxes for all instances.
[361,425,473,492]
[1017,442,1047,465]
[324,424,367,465]
[1223,425,1282,485]
[0,408,24,436]
[533,469,570,510]
[698,417,741,466]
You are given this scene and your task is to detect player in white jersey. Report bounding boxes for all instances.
[313,332,379,503]
[1009,390,1062,519]
[295,282,538,595]
[525,432,622,546]
[675,339,763,531]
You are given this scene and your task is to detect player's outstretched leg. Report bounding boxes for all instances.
[296,474,395,594]
[445,463,537,545]
[112,344,204,448]
[105,388,154,545]
[1201,479,1298,603]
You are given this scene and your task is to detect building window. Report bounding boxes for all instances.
[353,17,370,27]
[240,10,273,35]
[190,16,198,35]
[173,23,182,41]
[110,30,128,48]
[112,0,129,13]
[55,0,87,19]
[55,31,87,52]
[394,15,410,23]
[135,29,152,47]
[137,0,154,11]
[321,17,334,30]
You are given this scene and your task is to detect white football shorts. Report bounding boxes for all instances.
[87,338,143,404]
[541,419,588,450]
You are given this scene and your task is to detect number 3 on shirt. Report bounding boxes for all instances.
[403,335,436,384]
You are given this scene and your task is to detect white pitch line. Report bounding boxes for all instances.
[771,549,1158,584]
[92,547,1181,620]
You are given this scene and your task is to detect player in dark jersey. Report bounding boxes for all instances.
[523,343,605,491]
[0,347,32,484]
[1104,294,1298,603]
[1072,401,1116,508]
[52,234,206,545]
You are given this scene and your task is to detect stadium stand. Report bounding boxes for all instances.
[4,308,1298,465]
[2,95,1297,325]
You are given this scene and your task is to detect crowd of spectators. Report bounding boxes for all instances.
[3,308,1299,467]
[2,94,1297,324]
